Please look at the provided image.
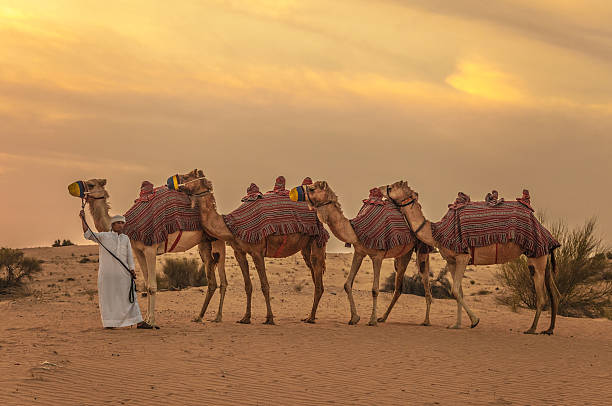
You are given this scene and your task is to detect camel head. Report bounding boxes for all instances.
[68,178,109,202]
[379,180,420,208]
[169,169,214,208]
[290,180,340,210]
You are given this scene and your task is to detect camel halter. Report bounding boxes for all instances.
[296,185,333,208]
[385,185,416,207]
[385,185,427,234]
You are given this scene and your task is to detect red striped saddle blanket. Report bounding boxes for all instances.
[431,193,560,258]
[222,192,329,247]
[124,186,204,246]
[350,199,417,251]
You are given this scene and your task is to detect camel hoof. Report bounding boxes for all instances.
[376,317,387,323]
[302,318,316,324]
[470,318,480,329]
[237,318,251,324]
[540,329,554,335]
[366,321,378,327]
[421,321,431,326]
[191,317,203,323]
[212,317,222,323]
[263,319,276,325]
[523,329,537,335]
[447,325,461,330]
[348,315,360,325]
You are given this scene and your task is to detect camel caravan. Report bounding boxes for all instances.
[68,169,561,335]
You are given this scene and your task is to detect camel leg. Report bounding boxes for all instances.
[234,249,252,324]
[304,243,325,324]
[378,252,412,323]
[524,257,548,334]
[542,257,560,335]
[132,247,149,306]
[367,257,384,326]
[193,240,217,323]
[449,257,479,329]
[144,246,158,327]
[344,253,365,325]
[417,250,433,326]
[213,241,227,323]
[252,253,275,325]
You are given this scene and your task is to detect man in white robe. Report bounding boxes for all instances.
[79,210,151,329]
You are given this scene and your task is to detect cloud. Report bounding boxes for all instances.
[0,152,148,174]
[445,59,525,102]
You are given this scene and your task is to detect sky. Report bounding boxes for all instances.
[1,0,611,251]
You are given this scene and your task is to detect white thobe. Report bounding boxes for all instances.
[84,229,143,327]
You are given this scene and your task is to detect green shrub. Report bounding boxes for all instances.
[160,258,207,290]
[0,247,43,293]
[496,218,612,318]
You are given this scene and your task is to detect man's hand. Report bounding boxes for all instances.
[130,270,137,279]
[79,209,85,219]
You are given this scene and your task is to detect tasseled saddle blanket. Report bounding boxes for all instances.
[350,188,431,251]
[431,190,560,258]
[223,191,329,248]
[124,182,205,246]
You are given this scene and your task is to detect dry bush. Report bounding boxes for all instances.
[0,247,42,294]
[382,266,453,299]
[160,258,207,290]
[496,218,612,318]
[52,239,74,247]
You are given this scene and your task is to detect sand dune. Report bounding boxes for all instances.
[1,245,611,405]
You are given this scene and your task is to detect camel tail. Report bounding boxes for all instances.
[550,249,557,275]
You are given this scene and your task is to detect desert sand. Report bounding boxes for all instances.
[1,245,611,405]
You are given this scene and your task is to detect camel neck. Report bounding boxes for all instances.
[194,193,234,241]
[89,198,111,232]
[316,204,359,246]
[400,206,437,247]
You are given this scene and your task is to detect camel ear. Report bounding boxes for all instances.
[100,179,107,187]
[198,169,204,177]
[320,181,328,190]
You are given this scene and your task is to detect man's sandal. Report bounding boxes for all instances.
[137,321,159,329]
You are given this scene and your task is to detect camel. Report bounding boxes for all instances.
[290,181,433,326]
[381,181,561,334]
[72,178,226,327]
[173,170,328,325]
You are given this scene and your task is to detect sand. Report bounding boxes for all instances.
[1,245,611,405]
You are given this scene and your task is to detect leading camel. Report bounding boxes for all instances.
[71,178,226,327]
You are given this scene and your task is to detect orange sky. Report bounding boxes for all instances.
[1,0,611,250]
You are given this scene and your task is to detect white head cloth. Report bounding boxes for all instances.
[110,215,126,224]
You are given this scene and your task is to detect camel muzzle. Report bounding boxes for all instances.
[166,175,180,191]
[289,186,306,202]
[68,180,88,198]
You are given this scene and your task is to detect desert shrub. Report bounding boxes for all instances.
[52,239,74,247]
[161,258,207,290]
[382,266,453,299]
[0,247,43,293]
[496,218,612,318]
